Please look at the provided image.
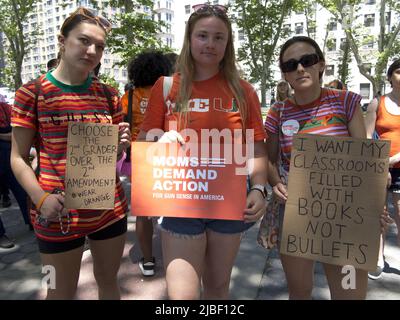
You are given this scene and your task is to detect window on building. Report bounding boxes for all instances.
[308,24,316,34]
[360,83,370,99]
[327,39,337,51]
[385,12,391,26]
[340,37,348,50]
[327,21,337,31]
[238,30,245,41]
[363,36,374,49]
[213,0,219,4]
[283,24,291,34]
[364,14,375,27]
[185,5,190,14]
[295,22,303,34]
[365,0,375,4]
[325,65,335,76]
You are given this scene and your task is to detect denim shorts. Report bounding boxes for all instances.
[389,168,400,193]
[159,217,255,237]
[159,176,255,236]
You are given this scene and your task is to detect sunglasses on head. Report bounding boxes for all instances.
[280,53,320,73]
[192,4,228,14]
[63,7,112,33]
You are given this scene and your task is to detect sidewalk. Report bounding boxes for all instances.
[1,178,400,299]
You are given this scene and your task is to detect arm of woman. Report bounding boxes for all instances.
[266,133,287,202]
[348,104,367,139]
[244,140,268,222]
[11,127,64,221]
[364,98,378,139]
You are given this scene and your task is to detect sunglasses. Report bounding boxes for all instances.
[192,4,228,14]
[280,53,320,73]
[62,7,112,33]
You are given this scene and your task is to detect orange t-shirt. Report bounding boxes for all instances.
[140,72,266,142]
[121,86,152,141]
[375,96,400,168]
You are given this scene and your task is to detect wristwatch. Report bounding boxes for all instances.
[250,184,267,199]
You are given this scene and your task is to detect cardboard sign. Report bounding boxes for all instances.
[64,122,119,209]
[131,142,247,220]
[280,134,390,271]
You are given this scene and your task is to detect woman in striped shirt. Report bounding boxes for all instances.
[10,7,130,299]
[265,36,385,300]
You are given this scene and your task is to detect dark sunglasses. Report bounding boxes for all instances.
[280,53,320,73]
[192,4,228,14]
[62,7,112,33]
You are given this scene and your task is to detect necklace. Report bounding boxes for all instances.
[293,92,322,124]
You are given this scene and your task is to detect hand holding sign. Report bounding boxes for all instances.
[158,130,185,145]
[280,134,390,271]
[117,122,131,157]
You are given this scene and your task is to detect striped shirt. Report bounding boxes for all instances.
[265,88,361,175]
[11,72,128,242]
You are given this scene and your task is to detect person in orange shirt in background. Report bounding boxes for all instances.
[364,58,400,279]
[120,51,171,276]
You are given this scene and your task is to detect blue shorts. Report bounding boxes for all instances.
[389,168,400,192]
[159,176,254,236]
[159,217,255,236]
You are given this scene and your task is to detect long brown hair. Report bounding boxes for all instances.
[175,6,247,130]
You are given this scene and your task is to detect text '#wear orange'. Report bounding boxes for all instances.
[140,72,266,142]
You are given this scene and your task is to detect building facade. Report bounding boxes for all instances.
[16,0,175,89]
[3,0,399,101]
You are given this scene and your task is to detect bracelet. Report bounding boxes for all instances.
[36,192,50,212]
[250,188,267,199]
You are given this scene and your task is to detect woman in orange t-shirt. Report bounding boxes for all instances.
[365,59,400,268]
[137,4,267,299]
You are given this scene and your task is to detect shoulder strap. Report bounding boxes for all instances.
[101,83,114,118]
[33,77,41,177]
[126,87,134,126]
[34,77,41,121]
[163,76,173,103]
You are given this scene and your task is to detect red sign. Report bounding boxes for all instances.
[131,142,247,220]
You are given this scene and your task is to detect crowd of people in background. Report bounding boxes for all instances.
[0,3,398,301]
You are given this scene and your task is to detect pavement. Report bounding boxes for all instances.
[1,177,400,300]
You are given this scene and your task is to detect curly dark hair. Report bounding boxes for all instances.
[127,51,172,87]
[387,58,400,87]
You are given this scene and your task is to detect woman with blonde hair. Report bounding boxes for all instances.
[137,3,267,299]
